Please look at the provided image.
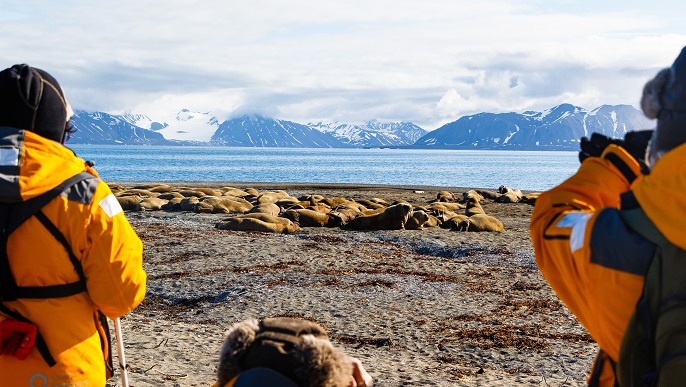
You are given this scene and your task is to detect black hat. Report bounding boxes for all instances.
[0,64,72,142]
[641,46,686,155]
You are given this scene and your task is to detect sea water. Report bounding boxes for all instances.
[68,145,579,192]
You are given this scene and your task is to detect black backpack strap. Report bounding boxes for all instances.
[588,349,619,387]
[3,210,88,298]
[0,172,92,301]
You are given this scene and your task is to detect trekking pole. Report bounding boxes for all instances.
[114,317,130,387]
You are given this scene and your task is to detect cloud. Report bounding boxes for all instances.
[1,0,685,130]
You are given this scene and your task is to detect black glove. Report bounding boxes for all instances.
[579,130,654,174]
[622,129,653,174]
[578,133,623,163]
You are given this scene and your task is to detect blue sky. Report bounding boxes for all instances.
[1,1,685,130]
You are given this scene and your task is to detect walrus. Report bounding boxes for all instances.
[424,214,441,227]
[116,195,141,211]
[440,214,469,229]
[353,199,387,210]
[161,197,184,211]
[120,188,157,198]
[520,192,541,205]
[428,202,465,213]
[177,189,208,198]
[495,191,520,203]
[454,214,504,232]
[179,196,201,212]
[107,183,126,194]
[405,210,430,230]
[368,197,391,206]
[146,184,176,193]
[156,191,185,200]
[428,208,460,223]
[343,203,413,230]
[359,208,385,216]
[215,216,300,234]
[253,190,292,204]
[298,194,325,203]
[195,197,254,214]
[464,195,486,217]
[233,213,295,225]
[133,197,168,211]
[495,185,523,203]
[319,197,355,208]
[436,190,457,202]
[328,207,360,225]
[275,197,301,208]
[220,187,251,197]
[249,202,281,216]
[281,208,340,227]
[474,189,499,200]
[462,190,485,203]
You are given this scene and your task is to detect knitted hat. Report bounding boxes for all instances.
[641,46,686,158]
[0,64,72,142]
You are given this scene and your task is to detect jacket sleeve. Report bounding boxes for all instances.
[530,145,651,361]
[81,182,146,319]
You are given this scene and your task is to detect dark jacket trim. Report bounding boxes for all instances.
[589,208,655,275]
[620,191,640,210]
[605,153,637,184]
[63,175,99,205]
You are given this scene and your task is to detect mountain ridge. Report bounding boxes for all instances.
[68,104,654,150]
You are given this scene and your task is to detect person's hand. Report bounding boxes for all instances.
[347,357,373,387]
[622,129,654,174]
[578,133,623,163]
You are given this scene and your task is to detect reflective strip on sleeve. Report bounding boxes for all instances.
[0,148,19,166]
[556,212,593,253]
[99,194,123,218]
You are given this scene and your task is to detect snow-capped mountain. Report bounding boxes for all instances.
[414,104,653,150]
[69,110,173,145]
[210,114,344,147]
[67,104,653,149]
[307,120,427,147]
[121,109,220,142]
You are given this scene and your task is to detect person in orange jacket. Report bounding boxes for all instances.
[0,64,146,385]
[530,46,686,386]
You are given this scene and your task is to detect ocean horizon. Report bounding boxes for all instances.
[68,145,579,192]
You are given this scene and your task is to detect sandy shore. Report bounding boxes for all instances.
[104,183,596,387]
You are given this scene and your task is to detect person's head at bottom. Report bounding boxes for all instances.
[214,317,372,387]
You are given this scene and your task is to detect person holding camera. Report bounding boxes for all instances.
[213,317,373,387]
[531,46,686,386]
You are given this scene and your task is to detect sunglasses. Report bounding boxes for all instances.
[62,119,76,144]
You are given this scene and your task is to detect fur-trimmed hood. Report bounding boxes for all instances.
[216,318,353,387]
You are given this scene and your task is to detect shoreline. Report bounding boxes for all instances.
[111,181,542,196]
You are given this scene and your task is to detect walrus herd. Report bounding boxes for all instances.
[108,183,540,234]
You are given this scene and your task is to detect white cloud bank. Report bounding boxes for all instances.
[0,0,684,130]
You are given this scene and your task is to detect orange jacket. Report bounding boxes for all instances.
[530,143,667,386]
[0,129,146,386]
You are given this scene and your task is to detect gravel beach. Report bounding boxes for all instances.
[105,182,596,387]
